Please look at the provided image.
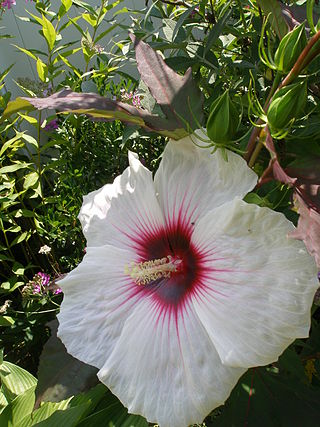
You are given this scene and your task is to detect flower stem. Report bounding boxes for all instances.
[246,29,320,166]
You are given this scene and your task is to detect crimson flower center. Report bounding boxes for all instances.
[130,223,204,311]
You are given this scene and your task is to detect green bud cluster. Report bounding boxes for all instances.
[206,91,240,144]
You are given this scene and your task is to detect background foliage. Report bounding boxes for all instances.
[0,0,320,426]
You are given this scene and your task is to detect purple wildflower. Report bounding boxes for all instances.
[120,89,142,109]
[44,119,59,132]
[1,0,16,9]
[38,272,50,286]
[33,284,41,294]
[31,272,50,294]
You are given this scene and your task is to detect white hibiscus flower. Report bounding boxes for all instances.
[57,133,318,427]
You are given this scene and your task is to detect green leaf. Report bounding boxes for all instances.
[23,171,39,189]
[31,403,91,427]
[257,0,288,39]
[95,23,118,43]
[0,361,37,402]
[172,6,198,42]
[10,231,30,247]
[58,0,72,18]
[0,98,34,123]
[17,399,72,427]
[0,64,14,84]
[12,262,25,276]
[82,13,97,27]
[0,386,36,427]
[77,397,148,427]
[36,58,48,82]
[0,316,15,327]
[42,15,56,51]
[0,163,32,174]
[204,9,232,54]
[13,45,37,61]
[215,364,320,427]
[0,134,22,156]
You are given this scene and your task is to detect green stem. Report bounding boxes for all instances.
[84,0,105,74]
[235,0,247,31]
[15,308,59,315]
[37,111,43,199]
[245,71,282,163]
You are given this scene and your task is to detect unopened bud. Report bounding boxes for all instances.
[274,23,307,74]
[206,91,241,144]
[267,81,307,131]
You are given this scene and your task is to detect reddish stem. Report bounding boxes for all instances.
[279,28,320,89]
[245,28,320,163]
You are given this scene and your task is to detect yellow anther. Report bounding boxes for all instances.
[125,255,182,285]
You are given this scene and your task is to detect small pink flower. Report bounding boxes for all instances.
[38,272,50,286]
[1,0,16,10]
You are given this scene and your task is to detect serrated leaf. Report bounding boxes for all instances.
[215,365,320,427]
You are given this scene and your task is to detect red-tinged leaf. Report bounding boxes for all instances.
[130,33,204,131]
[262,130,320,267]
[257,0,288,39]
[290,194,320,268]
[280,3,319,31]
[285,157,320,214]
[5,90,189,139]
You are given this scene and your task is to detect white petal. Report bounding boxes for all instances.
[57,245,141,369]
[98,300,245,427]
[154,133,257,228]
[191,198,319,368]
[78,152,164,250]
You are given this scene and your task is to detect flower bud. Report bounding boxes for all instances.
[267,81,307,131]
[274,23,307,74]
[206,91,240,144]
